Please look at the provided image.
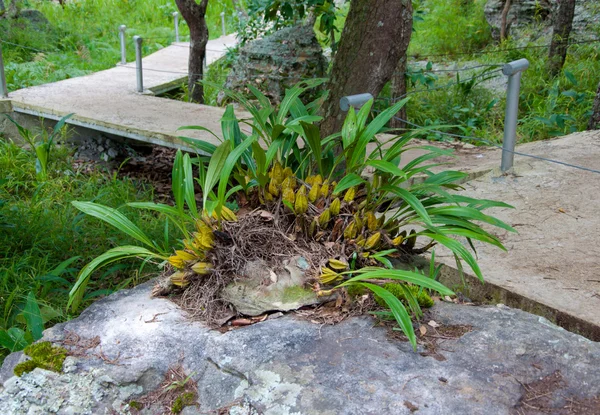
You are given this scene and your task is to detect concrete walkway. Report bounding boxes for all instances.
[432,131,600,340]
[2,35,239,151]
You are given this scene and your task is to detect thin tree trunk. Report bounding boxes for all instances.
[548,0,576,78]
[175,0,209,103]
[389,56,408,130]
[589,81,600,130]
[319,0,413,137]
[500,0,511,41]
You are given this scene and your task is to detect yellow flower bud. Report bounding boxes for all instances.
[191,261,213,275]
[170,271,189,287]
[329,198,341,215]
[328,259,348,271]
[365,232,382,249]
[283,187,296,205]
[318,209,331,227]
[366,211,378,231]
[344,187,356,203]
[220,206,238,222]
[320,180,330,199]
[343,220,358,240]
[270,161,284,183]
[308,184,320,203]
[281,176,296,191]
[294,187,308,214]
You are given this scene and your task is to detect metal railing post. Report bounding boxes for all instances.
[220,12,226,37]
[173,12,180,43]
[0,42,8,98]
[501,58,529,172]
[133,36,144,93]
[118,25,127,65]
[340,93,374,111]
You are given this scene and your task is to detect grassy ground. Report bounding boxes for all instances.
[381,0,600,144]
[0,138,168,360]
[1,0,237,92]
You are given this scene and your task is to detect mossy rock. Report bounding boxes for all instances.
[374,283,434,309]
[13,341,67,377]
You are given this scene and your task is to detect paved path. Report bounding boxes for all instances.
[433,131,600,339]
[2,35,239,151]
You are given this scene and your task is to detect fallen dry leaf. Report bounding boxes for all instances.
[419,325,427,336]
[258,210,274,221]
[558,208,566,213]
[428,320,440,328]
[231,318,253,327]
[252,314,268,323]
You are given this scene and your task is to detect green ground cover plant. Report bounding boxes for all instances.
[0,0,237,92]
[71,82,514,349]
[0,135,167,361]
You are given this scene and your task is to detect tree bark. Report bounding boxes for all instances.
[500,0,511,41]
[175,0,209,103]
[548,0,576,78]
[389,56,408,130]
[0,0,20,18]
[319,0,413,137]
[589,81,600,130]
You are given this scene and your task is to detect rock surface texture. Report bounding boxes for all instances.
[484,0,599,41]
[218,25,327,106]
[1,282,600,414]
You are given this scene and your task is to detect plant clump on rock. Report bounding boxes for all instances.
[70,80,514,349]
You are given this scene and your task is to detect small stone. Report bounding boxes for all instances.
[107,148,118,158]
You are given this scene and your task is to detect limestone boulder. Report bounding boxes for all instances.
[218,25,327,106]
[1,282,600,414]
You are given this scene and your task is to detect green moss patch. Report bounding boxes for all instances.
[171,392,197,414]
[13,341,67,377]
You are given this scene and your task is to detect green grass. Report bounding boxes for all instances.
[1,0,237,92]
[409,0,492,57]
[0,137,168,360]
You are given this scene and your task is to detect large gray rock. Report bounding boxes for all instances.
[218,25,327,106]
[484,0,600,41]
[1,282,600,414]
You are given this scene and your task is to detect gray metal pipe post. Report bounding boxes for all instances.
[134,36,144,93]
[0,42,7,98]
[119,25,127,65]
[340,93,374,111]
[173,12,180,43]
[220,12,226,37]
[501,58,529,172]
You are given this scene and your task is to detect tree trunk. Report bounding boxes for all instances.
[589,81,600,130]
[500,0,511,41]
[389,56,408,130]
[175,0,209,103]
[319,0,413,137]
[0,0,20,18]
[548,0,576,78]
